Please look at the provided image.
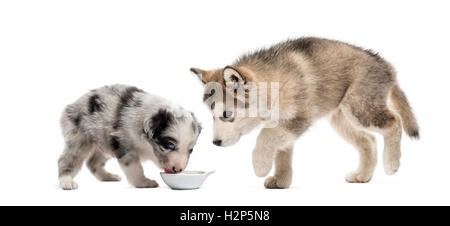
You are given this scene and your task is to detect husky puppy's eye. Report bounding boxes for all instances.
[219,111,235,122]
[189,149,193,154]
[223,111,233,118]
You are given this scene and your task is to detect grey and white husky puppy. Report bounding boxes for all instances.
[191,37,419,188]
[58,84,201,190]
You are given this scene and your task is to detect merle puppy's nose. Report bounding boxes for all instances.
[213,140,222,146]
[172,166,183,173]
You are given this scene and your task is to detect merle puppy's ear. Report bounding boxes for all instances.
[143,117,154,138]
[190,111,202,134]
[197,123,203,134]
[143,109,174,139]
[223,66,254,90]
[190,67,207,84]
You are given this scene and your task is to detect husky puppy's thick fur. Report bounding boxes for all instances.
[191,37,419,188]
[58,84,201,190]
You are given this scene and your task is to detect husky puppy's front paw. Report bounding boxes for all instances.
[264,176,291,189]
[252,151,273,177]
[345,171,373,183]
[59,176,78,190]
[134,178,159,188]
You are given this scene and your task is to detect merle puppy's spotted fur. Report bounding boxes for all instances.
[58,84,201,190]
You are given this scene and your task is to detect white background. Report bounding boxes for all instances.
[0,0,449,205]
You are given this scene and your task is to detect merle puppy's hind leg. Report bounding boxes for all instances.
[86,149,121,182]
[330,109,377,183]
[58,140,92,190]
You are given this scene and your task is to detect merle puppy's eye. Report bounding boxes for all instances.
[165,142,175,151]
[223,111,233,118]
[189,149,193,154]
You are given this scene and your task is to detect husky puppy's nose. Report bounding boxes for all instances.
[213,140,222,146]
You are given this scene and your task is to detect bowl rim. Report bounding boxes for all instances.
[160,170,214,176]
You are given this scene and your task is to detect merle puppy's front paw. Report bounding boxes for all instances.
[134,178,159,188]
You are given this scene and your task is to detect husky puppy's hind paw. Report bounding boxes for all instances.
[384,158,400,175]
[59,176,78,190]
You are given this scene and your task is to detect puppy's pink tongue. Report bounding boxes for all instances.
[164,168,173,174]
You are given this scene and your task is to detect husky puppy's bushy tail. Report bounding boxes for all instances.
[390,84,420,139]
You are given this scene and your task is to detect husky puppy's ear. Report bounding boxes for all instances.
[223,66,253,90]
[190,68,206,84]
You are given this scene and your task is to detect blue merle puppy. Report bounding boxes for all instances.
[58,84,202,190]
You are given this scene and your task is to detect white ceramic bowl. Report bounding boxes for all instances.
[160,171,215,190]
